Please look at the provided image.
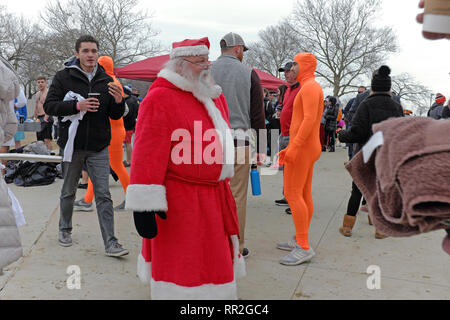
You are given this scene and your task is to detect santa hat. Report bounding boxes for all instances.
[170,37,210,59]
[435,93,446,104]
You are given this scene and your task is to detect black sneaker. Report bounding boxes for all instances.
[275,198,289,206]
[242,248,250,259]
[285,208,292,215]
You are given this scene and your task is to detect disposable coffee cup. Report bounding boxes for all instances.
[88,92,101,99]
[423,0,450,34]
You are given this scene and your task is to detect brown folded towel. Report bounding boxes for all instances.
[346,117,450,239]
[397,152,450,232]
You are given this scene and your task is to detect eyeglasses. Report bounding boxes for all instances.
[182,59,211,69]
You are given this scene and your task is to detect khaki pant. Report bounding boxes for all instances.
[230,146,251,252]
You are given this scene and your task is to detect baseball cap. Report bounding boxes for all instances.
[278,62,293,73]
[220,32,248,51]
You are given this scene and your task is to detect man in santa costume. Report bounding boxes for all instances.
[125,37,246,300]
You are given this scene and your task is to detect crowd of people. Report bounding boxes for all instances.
[0,0,449,300]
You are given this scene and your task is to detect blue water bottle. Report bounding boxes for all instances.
[250,164,262,196]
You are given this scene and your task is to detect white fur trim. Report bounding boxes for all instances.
[137,254,152,284]
[151,278,237,300]
[231,235,246,279]
[125,184,168,212]
[158,68,235,181]
[194,94,235,181]
[170,45,209,59]
[158,68,197,95]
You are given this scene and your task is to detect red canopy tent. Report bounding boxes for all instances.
[114,54,287,91]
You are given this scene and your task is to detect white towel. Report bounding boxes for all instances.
[62,91,87,162]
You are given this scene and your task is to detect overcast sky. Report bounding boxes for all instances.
[3,0,449,104]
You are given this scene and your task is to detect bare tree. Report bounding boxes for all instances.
[0,7,45,97]
[41,0,163,67]
[244,22,298,77]
[392,73,433,116]
[285,0,398,97]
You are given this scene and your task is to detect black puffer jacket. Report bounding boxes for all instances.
[325,104,339,131]
[338,93,404,147]
[44,59,125,152]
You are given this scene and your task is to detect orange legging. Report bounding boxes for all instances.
[279,52,324,250]
[284,154,318,250]
[84,119,130,203]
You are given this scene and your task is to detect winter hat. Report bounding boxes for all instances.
[371,65,392,92]
[435,93,446,104]
[123,85,132,96]
[170,37,210,59]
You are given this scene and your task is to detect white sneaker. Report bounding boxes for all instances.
[276,236,297,251]
[279,244,315,266]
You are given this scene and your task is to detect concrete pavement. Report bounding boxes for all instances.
[1,145,449,300]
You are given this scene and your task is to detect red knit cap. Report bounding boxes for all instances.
[436,93,446,104]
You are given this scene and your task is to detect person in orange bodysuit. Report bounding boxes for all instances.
[73,56,130,211]
[277,52,324,266]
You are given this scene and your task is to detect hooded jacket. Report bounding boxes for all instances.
[0,56,23,270]
[97,56,126,134]
[44,58,125,152]
[427,102,444,120]
[288,53,324,150]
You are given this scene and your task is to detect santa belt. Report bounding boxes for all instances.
[165,171,239,236]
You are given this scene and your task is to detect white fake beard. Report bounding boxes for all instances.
[181,64,222,99]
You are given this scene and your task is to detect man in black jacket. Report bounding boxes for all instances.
[44,35,128,257]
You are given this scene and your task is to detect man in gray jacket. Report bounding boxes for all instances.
[211,32,266,259]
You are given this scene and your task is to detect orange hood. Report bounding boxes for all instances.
[98,56,115,77]
[293,52,317,85]
[98,56,124,96]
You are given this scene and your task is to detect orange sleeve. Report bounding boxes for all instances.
[290,83,322,148]
[112,76,125,97]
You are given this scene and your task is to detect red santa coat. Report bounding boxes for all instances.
[125,68,246,300]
